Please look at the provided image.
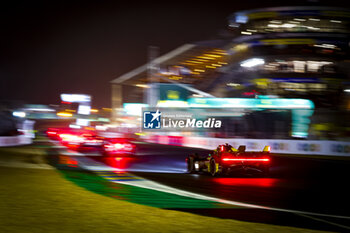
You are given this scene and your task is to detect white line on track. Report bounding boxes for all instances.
[297,213,350,230]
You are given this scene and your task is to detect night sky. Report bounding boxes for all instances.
[1,0,348,108]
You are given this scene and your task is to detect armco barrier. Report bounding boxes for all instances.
[0,135,32,147]
[145,135,350,157]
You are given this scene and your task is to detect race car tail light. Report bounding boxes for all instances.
[83,138,104,144]
[221,157,270,162]
[46,128,60,139]
[47,130,57,136]
[103,142,135,153]
[58,133,84,143]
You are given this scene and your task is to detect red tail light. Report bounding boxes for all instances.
[47,128,60,138]
[47,131,57,135]
[58,133,84,143]
[222,157,270,162]
[103,142,134,153]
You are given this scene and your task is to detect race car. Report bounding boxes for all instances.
[102,138,136,156]
[186,144,271,176]
[46,127,136,156]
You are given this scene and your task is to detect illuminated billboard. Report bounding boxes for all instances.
[60,94,91,103]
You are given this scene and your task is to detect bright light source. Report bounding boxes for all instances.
[203,54,222,58]
[25,108,55,112]
[123,103,148,116]
[267,24,279,28]
[227,83,240,87]
[90,109,99,113]
[330,20,342,23]
[77,105,91,115]
[241,31,252,35]
[59,134,84,143]
[281,23,296,28]
[61,94,91,103]
[69,124,81,129]
[222,158,270,162]
[240,58,265,68]
[95,125,108,131]
[135,84,150,88]
[13,111,26,118]
[344,89,350,93]
[268,23,297,28]
[314,44,337,49]
[235,14,248,23]
[306,26,320,30]
[104,142,134,152]
[57,112,73,117]
[76,118,89,126]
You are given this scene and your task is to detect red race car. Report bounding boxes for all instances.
[46,127,135,156]
[186,144,271,176]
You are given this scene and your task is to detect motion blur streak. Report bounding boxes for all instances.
[58,155,79,168]
[213,178,278,188]
[221,158,270,162]
[102,157,135,170]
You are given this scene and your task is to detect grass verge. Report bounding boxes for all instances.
[0,166,328,233]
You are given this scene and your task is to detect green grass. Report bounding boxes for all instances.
[0,166,328,233]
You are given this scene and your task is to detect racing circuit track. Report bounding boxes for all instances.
[49,141,350,232]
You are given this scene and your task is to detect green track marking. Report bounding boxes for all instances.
[59,169,239,209]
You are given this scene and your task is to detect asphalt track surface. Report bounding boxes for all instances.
[54,141,350,232]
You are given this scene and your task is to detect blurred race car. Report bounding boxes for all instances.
[46,127,135,156]
[186,144,271,176]
[102,138,135,156]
